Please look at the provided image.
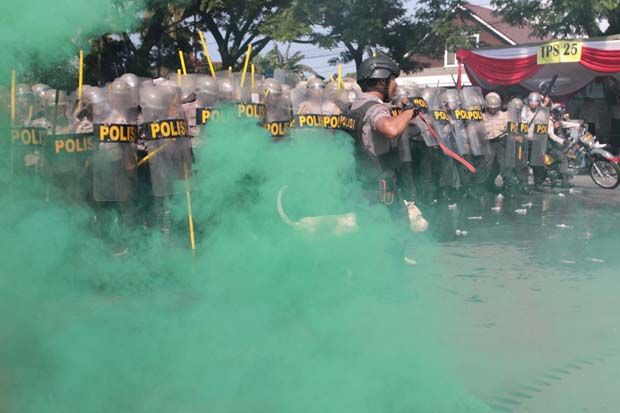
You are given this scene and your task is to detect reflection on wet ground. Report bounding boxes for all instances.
[417,178,620,412]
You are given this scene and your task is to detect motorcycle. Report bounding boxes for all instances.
[546,125,620,189]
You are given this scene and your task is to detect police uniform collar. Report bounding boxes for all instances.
[361,92,384,103]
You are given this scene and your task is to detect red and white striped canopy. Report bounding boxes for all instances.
[456,38,620,96]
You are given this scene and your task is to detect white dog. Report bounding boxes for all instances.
[277,187,429,236]
[277,186,359,236]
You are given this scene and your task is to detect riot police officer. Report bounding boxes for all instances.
[350,55,427,232]
[296,77,341,116]
[482,92,509,191]
[522,92,550,191]
[391,87,420,202]
[547,104,573,188]
[262,78,291,123]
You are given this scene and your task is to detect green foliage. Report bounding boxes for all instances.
[254,44,315,78]
[6,0,474,86]
[415,0,477,53]
[199,0,311,70]
[491,0,620,38]
[19,57,78,91]
[295,0,472,72]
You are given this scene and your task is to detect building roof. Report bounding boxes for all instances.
[397,66,471,88]
[462,3,552,45]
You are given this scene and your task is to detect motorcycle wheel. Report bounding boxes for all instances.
[589,158,620,189]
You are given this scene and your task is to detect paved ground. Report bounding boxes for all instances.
[416,175,620,412]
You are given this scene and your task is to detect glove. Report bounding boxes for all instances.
[401,103,420,119]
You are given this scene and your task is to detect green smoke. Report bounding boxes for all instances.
[0,109,489,412]
[0,1,490,411]
[0,0,140,82]
[3,2,620,411]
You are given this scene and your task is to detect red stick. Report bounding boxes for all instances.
[417,113,477,174]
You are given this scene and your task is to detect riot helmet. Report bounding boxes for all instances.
[357,55,400,83]
[177,74,198,103]
[195,75,219,107]
[509,97,524,111]
[442,89,461,110]
[42,89,70,129]
[303,77,324,103]
[356,55,401,102]
[218,77,235,102]
[281,84,292,101]
[140,85,169,122]
[119,73,140,89]
[421,87,435,104]
[526,92,543,110]
[263,78,282,96]
[485,92,501,114]
[391,87,409,107]
[551,103,568,121]
[15,84,34,124]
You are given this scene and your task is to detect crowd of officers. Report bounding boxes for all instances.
[1,55,579,239]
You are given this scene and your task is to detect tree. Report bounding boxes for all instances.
[84,0,198,83]
[199,0,311,70]
[414,0,479,59]
[87,0,313,82]
[296,0,472,72]
[254,44,316,78]
[490,0,620,38]
[19,56,78,91]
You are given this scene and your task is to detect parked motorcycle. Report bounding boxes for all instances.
[547,126,620,189]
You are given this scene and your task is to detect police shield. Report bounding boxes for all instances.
[234,74,265,121]
[194,75,221,126]
[31,83,51,121]
[11,84,46,176]
[263,88,292,139]
[529,107,550,167]
[217,75,237,103]
[325,77,362,111]
[324,84,352,113]
[292,78,339,115]
[273,69,301,89]
[177,75,200,138]
[460,87,490,156]
[428,88,455,149]
[410,87,436,148]
[140,84,193,197]
[10,126,46,176]
[291,83,308,116]
[443,89,470,156]
[232,71,265,104]
[92,82,138,202]
[505,98,523,168]
[43,90,93,198]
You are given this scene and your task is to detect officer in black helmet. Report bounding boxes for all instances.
[349,54,428,233]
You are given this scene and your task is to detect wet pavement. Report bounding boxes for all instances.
[416,176,620,412]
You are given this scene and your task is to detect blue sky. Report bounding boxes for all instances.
[201,0,493,77]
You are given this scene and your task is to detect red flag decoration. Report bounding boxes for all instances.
[456,38,620,96]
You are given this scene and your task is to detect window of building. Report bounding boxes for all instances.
[445,34,479,67]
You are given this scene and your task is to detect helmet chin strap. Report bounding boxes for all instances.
[367,79,390,102]
[382,80,390,102]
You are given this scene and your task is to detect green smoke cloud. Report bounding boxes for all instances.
[0,112,489,412]
[0,0,140,84]
[0,1,489,410]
